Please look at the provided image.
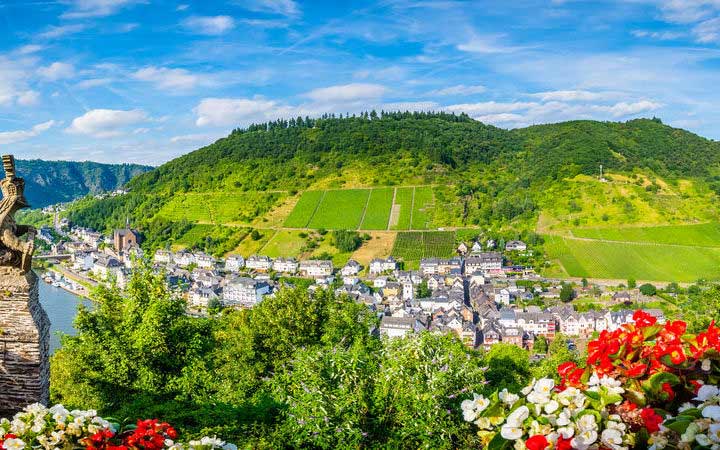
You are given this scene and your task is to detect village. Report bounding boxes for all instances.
[37,218,666,352]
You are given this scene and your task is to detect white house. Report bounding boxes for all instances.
[194,253,216,269]
[91,255,122,280]
[222,277,271,307]
[246,255,273,271]
[341,260,362,276]
[225,255,245,272]
[465,252,503,273]
[153,249,173,264]
[174,251,195,267]
[273,257,299,274]
[299,260,333,278]
[369,257,397,274]
[379,316,425,338]
[505,240,527,252]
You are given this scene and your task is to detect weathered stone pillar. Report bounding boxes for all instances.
[0,269,50,417]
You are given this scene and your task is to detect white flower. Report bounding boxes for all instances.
[572,429,598,450]
[473,394,491,412]
[601,428,625,450]
[707,423,720,443]
[2,438,25,450]
[544,400,560,414]
[682,422,700,443]
[30,419,45,433]
[499,389,520,406]
[702,359,712,371]
[10,419,27,435]
[557,387,580,405]
[696,434,713,447]
[533,378,555,396]
[521,379,536,396]
[703,405,720,421]
[527,391,550,405]
[577,414,598,432]
[697,385,720,402]
[463,409,478,422]
[557,426,575,439]
[200,437,225,447]
[556,409,572,426]
[222,444,237,450]
[501,425,524,440]
[506,406,530,427]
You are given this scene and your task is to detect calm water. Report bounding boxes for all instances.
[38,281,93,353]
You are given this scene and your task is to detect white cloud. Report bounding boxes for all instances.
[694,17,720,42]
[596,100,662,117]
[241,0,299,17]
[474,113,525,124]
[631,30,685,40]
[182,16,235,35]
[195,97,294,127]
[170,133,218,144]
[651,0,720,24]
[37,62,75,81]
[177,4,189,11]
[132,66,204,90]
[445,101,538,115]
[304,83,387,102]
[66,109,148,137]
[75,78,113,89]
[61,0,143,19]
[529,90,620,102]
[17,90,40,106]
[38,24,87,39]
[16,45,43,55]
[381,101,440,111]
[0,121,56,145]
[457,34,528,54]
[427,84,486,96]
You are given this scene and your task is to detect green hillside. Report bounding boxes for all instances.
[63,112,720,280]
[16,159,152,208]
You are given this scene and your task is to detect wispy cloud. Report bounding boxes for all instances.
[457,34,530,54]
[38,24,87,39]
[427,84,486,96]
[132,66,207,90]
[239,0,300,17]
[66,109,148,137]
[37,62,75,81]
[61,0,144,19]
[182,16,235,35]
[0,121,56,145]
[303,83,387,102]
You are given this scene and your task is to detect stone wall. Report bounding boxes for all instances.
[0,270,50,417]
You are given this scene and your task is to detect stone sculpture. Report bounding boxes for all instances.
[0,154,50,417]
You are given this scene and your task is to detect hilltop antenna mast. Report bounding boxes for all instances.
[599,164,603,179]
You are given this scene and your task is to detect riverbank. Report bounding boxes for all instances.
[41,265,96,300]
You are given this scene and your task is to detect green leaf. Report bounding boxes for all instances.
[487,432,511,450]
[665,419,692,434]
[584,390,600,401]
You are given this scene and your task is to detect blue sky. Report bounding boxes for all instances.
[1,0,720,165]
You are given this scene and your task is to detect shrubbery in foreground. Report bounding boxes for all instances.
[461,310,720,449]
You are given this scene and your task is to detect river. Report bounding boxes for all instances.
[38,281,93,354]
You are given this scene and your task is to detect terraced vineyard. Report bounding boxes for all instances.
[157,191,284,224]
[391,231,456,261]
[283,186,438,230]
[544,224,720,282]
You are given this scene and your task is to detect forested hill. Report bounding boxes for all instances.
[65,112,720,241]
[127,113,720,195]
[16,159,152,208]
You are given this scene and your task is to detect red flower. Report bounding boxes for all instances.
[661,382,675,401]
[664,320,686,336]
[525,435,549,450]
[641,407,663,433]
[625,362,648,378]
[633,310,657,327]
[556,436,573,450]
[558,361,577,377]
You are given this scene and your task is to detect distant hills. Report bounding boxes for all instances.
[15,159,152,208]
[62,112,720,280]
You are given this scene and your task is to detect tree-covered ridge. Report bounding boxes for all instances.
[64,113,720,254]
[16,159,152,208]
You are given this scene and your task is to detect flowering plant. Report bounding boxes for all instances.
[462,310,720,449]
[0,404,231,450]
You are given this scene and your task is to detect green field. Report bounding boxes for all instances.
[391,187,414,230]
[261,230,307,258]
[411,186,434,229]
[571,223,720,247]
[360,188,394,230]
[308,189,370,229]
[391,231,456,261]
[544,234,720,282]
[283,191,324,228]
[157,191,284,224]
